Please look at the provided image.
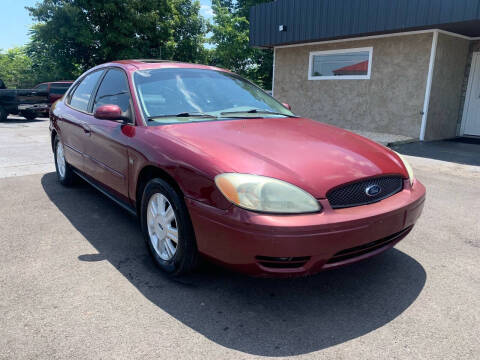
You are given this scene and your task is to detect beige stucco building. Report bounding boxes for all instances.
[250,0,480,141]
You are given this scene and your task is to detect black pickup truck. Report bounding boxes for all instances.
[0,79,50,121]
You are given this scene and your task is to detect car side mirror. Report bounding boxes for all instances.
[282,102,292,110]
[94,104,127,122]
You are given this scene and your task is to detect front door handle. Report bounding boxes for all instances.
[81,124,91,134]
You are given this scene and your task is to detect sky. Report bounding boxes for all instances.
[0,0,214,51]
[0,0,37,50]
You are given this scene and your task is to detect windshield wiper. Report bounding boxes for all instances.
[96,91,129,100]
[148,112,218,121]
[220,109,297,118]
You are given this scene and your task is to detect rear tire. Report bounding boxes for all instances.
[21,110,37,121]
[53,136,76,186]
[141,178,198,276]
[0,107,7,122]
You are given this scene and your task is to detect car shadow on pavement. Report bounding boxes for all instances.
[41,172,426,357]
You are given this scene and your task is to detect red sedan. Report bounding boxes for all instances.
[50,60,425,277]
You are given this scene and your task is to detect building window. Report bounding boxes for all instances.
[308,47,373,80]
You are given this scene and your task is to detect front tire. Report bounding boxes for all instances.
[0,107,7,122]
[53,136,76,186]
[141,178,198,276]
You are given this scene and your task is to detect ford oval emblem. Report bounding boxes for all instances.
[365,184,381,197]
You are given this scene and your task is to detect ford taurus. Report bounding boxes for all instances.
[50,60,426,277]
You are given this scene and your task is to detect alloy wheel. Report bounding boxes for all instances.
[56,142,66,178]
[147,193,179,261]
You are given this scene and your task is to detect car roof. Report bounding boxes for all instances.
[95,59,231,74]
[37,81,74,86]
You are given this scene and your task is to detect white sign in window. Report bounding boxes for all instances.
[308,47,373,80]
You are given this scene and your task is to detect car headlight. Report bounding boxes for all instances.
[215,173,321,213]
[395,152,414,186]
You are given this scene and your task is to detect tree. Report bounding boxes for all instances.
[17,0,271,87]
[26,24,83,82]
[209,0,273,89]
[0,47,36,88]
[167,0,208,63]
[26,0,207,80]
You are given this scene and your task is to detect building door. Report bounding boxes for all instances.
[462,52,480,136]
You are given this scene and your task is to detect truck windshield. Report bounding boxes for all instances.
[133,68,294,125]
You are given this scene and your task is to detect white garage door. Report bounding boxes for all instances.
[462,52,480,136]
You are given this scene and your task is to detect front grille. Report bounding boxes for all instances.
[327,176,403,209]
[256,256,310,269]
[327,226,413,264]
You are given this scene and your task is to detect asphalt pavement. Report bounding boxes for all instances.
[0,117,479,359]
[0,116,53,178]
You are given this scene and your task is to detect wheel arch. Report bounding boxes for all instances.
[51,129,58,151]
[135,165,184,216]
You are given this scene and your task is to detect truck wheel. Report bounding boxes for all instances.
[21,110,37,121]
[0,107,7,122]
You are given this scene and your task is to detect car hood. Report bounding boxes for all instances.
[155,117,407,198]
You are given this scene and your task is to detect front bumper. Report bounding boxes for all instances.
[186,179,426,277]
[18,103,49,111]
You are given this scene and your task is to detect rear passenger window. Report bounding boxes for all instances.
[69,71,104,112]
[34,84,48,93]
[93,69,131,113]
[50,83,71,95]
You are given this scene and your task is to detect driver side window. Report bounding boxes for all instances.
[93,69,131,115]
[34,84,48,93]
[69,70,104,112]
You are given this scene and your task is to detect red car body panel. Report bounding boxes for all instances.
[50,60,426,277]
[187,179,425,277]
[152,118,408,198]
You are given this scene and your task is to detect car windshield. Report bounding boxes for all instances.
[133,68,295,125]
